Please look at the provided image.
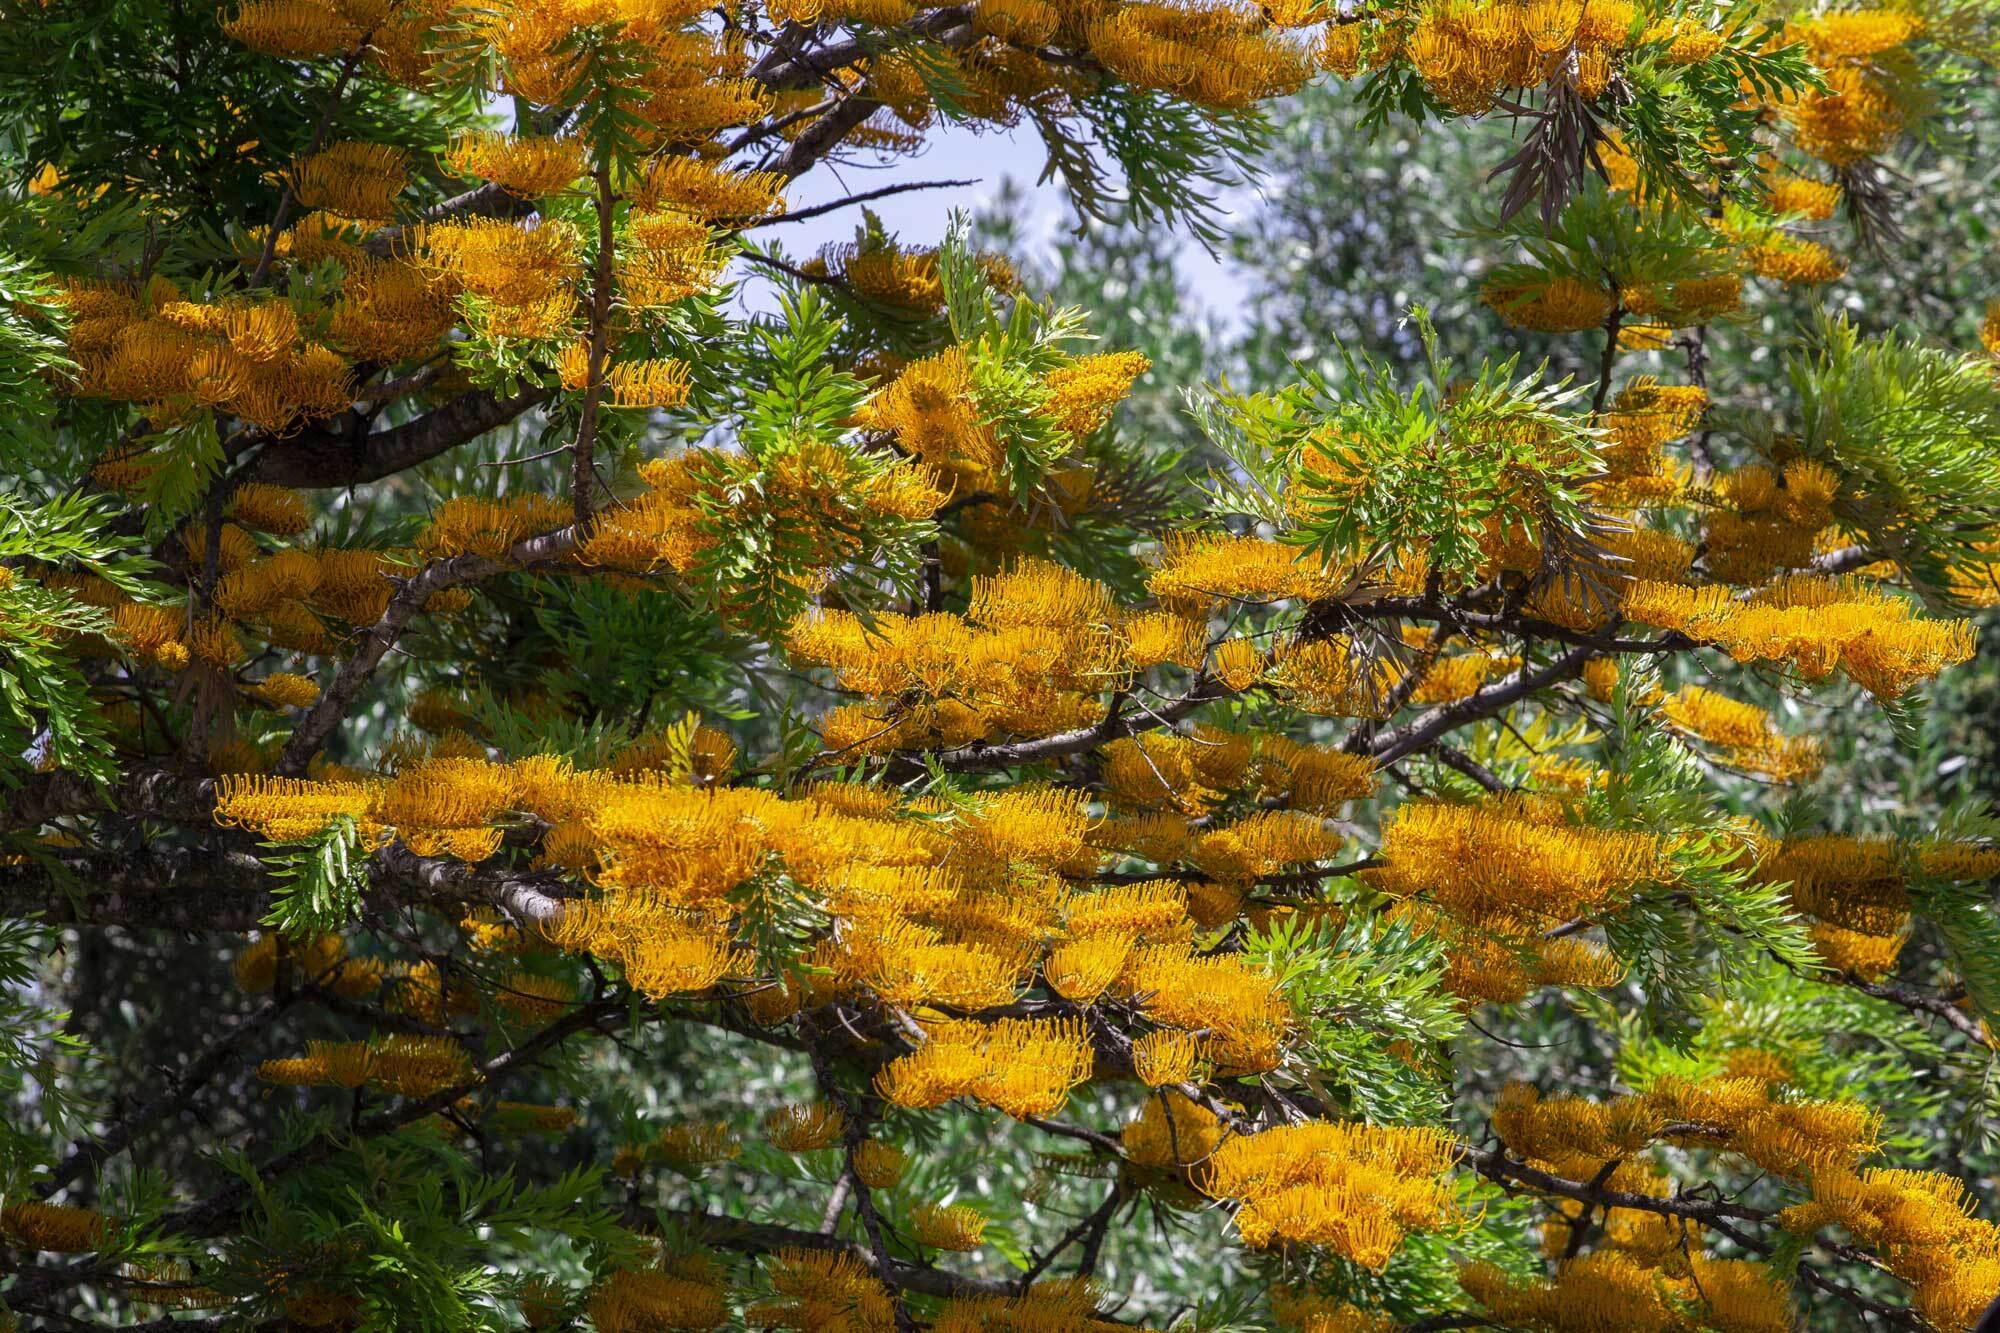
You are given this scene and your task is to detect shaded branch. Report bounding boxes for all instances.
[0,830,576,933]
[159,993,627,1240]
[1464,1145,1927,1330]
[249,386,552,489]
[1839,972,1988,1044]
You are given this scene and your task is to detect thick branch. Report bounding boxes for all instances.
[746,6,971,88]
[572,163,616,528]
[0,836,576,933]
[1465,1144,1766,1224]
[1808,545,1884,577]
[249,387,552,489]
[1435,744,1506,792]
[2,766,216,836]
[768,93,885,181]
[1369,646,1595,766]
[1464,1146,1926,1330]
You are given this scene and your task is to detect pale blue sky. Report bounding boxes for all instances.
[741,118,1250,331]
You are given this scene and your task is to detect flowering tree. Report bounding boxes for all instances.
[3,0,2000,1328]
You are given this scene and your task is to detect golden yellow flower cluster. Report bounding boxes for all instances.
[633,158,786,224]
[1201,1120,1458,1265]
[1750,832,2000,976]
[1477,1065,2000,1329]
[282,141,408,221]
[1369,796,1662,930]
[218,756,521,859]
[441,131,587,199]
[1784,11,1925,168]
[448,0,765,141]
[648,1119,741,1169]
[575,444,943,611]
[1463,1251,1793,1333]
[801,240,1016,318]
[419,494,574,560]
[875,1017,1094,1118]
[912,1201,989,1251]
[1131,1029,1208,1087]
[764,1100,846,1152]
[1041,350,1152,437]
[1702,460,1841,584]
[1500,1074,1880,1183]
[227,482,313,535]
[1087,1,1312,111]
[1483,273,1616,334]
[1625,574,1978,699]
[1652,684,1824,782]
[330,255,460,362]
[854,1139,907,1188]
[37,536,372,685]
[222,0,380,59]
[787,569,1130,754]
[1780,1166,2000,1331]
[1098,726,1374,819]
[586,1260,729,1333]
[1121,1089,1226,1173]
[1147,533,1349,608]
[744,1249,895,1330]
[1359,797,1665,1002]
[1378,899,1621,1005]
[1,1200,111,1253]
[1392,0,1684,115]
[58,278,352,432]
[853,342,1138,497]
[1589,378,1705,506]
[414,215,581,341]
[257,1034,474,1099]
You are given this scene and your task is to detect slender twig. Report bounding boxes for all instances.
[249,35,370,288]
[1839,973,1988,1043]
[571,161,616,529]
[1591,296,1623,418]
[1017,1186,1123,1289]
[746,177,976,227]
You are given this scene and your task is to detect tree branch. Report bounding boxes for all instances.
[924,675,1231,772]
[1838,972,1988,1044]
[0,834,577,933]
[1369,646,1595,766]
[746,177,977,227]
[249,387,552,489]
[275,524,582,775]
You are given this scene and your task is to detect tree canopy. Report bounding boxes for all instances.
[3,0,2000,1329]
